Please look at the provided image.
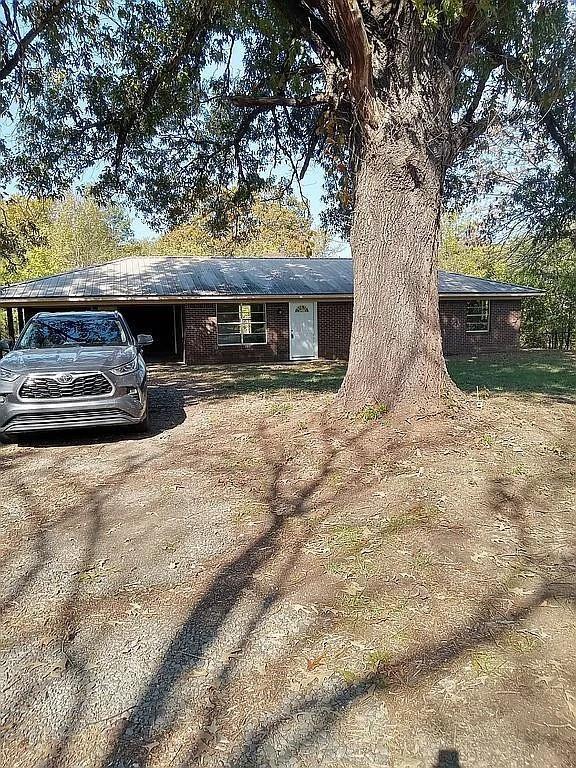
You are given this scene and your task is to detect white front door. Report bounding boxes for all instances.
[289,301,318,360]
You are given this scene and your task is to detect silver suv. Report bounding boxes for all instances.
[0,310,152,437]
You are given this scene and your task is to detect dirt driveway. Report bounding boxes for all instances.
[1,362,575,768]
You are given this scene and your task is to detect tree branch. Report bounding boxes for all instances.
[461,65,496,125]
[233,108,263,180]
[330,0,376,123]
[450,63,500,156]
[0,0,71,83]
[113,12,213,173]
[480,37,576,181]
[289,0,344,62]
[447,0,485,68]
[231,93,332,109]
[290,0,377,125]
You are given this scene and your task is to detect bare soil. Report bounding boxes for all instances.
[1,362,575,768]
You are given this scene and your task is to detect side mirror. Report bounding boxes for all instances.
[136,334,154,349]
[0,339,11,353]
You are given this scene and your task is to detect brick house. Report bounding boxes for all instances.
[0,257,541,363]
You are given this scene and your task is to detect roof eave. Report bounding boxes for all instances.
[0,293,356,305]
[0,290,545,306]
[440,291,544,299]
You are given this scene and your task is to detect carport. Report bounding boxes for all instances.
[2,300,184,363]
[3,303,185,363]
[118,304,183,361]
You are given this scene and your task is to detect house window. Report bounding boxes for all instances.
[217,303,267,345]
[466,300,490,333]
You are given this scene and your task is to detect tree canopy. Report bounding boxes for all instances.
[1,2,572,232]
[150,192,328,258]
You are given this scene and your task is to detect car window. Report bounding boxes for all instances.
[17,316,128,349]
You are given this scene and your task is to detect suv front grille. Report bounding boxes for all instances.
[19,372,113,400]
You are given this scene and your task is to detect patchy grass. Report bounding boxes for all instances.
[366,648,394,671]
[322,523,368,553]
[447,350,576,397]
[197,361,347,397]
[380,504,440,535]
[470,650,509,678]
[357,403,389,422]
[151,351,576,406]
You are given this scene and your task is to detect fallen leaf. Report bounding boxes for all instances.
[306,653,326,671]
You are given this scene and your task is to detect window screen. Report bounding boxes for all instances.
[465,300,490,333]
[217,304,267,345]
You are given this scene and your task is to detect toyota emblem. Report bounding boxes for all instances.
[56,373,74,384]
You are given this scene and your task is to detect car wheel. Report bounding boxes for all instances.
[134,408,150,434]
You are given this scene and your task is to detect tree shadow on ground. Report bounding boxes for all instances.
[218,468,576,768]
[94,408,576,767]
[2,363,574,768]
[100,417,379,766]
[0,449,148,768]
[435,750,461,768]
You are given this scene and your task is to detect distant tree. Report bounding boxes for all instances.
[514,242,576,350]
[0,194,133,284]
[151,192,326,258]
[46,195,132,270]
[439,216,509,281]
[0,197,50,274]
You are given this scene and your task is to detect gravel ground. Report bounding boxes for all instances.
[1,363,575,768]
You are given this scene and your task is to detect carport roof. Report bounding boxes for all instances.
[0,256,543,304]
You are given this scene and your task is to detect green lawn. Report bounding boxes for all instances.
[446,350,576,397]
[179,350,576,401]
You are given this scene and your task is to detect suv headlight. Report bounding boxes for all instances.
[0,366,18,382]
[110,357,138,376]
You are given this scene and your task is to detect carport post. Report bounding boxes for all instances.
[17,307,24,333]
[6,308,15,342]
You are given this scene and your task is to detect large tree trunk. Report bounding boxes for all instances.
[337,124,457,414]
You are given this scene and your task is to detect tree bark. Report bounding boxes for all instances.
[337,121,457,414]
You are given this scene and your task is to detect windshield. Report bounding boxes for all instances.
[17,316,129,349]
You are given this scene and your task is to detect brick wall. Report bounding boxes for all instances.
[317,299,521,360]
[318,301,353,360]
[183,302,290,364]
[183,298,522,364]
[440,299,522,355]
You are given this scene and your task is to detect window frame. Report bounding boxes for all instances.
[465,299,491,334]
[216,302,268,347]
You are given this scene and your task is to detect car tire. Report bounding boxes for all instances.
[134,408,150,434]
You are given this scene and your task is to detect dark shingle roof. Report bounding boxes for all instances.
[0,257,542,303]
